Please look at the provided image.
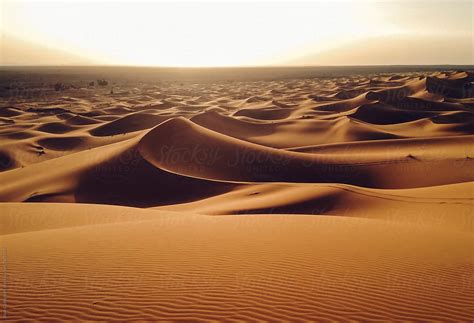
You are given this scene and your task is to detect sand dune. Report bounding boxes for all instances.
[2,203,473,320]
[0,116,470,207]
[156,182,473,232]
[1,68,473,320]
[139,117,473,187]
[89,112,172,136]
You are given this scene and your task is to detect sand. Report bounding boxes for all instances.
[0,67,473,320]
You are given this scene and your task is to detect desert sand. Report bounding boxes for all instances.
[0,67,473,320]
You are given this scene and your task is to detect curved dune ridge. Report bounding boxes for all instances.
[0,68,473,320]
[138,117,473,187]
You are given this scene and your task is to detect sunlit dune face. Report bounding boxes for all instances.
[1,0,473,66]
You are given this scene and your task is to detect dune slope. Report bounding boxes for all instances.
[2,203,473,321]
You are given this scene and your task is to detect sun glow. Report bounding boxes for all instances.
[1,0,472,66]
[2,0,394,67]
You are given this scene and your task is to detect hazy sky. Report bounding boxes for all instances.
[1,0,472,66]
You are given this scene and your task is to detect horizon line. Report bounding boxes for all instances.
[1,64,474,69]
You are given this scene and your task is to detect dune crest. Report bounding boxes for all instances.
[139,117,473,188]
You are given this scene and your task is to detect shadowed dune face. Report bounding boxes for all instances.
[139,117,472,188]
[1,68,473,321]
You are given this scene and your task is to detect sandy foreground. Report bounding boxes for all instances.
[0,68,473,320]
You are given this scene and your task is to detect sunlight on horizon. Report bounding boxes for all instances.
[1,0,472,66]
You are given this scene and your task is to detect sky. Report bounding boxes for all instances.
[0,0,472,66]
